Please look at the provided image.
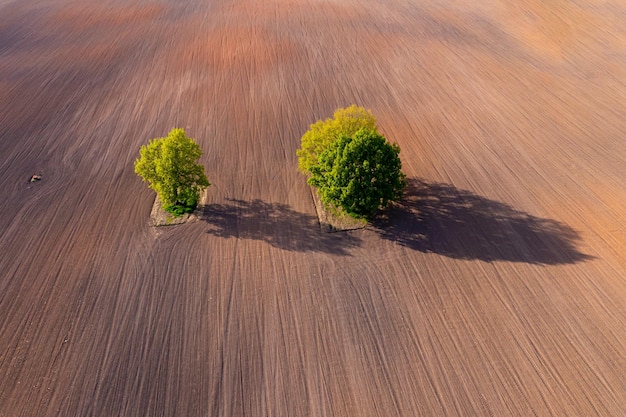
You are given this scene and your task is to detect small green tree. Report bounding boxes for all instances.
[308,128,406,219]
[296,105,377,175]
[134,128,210,216]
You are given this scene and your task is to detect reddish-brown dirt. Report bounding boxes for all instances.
[1,0,624,416]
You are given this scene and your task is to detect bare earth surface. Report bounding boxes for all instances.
[1,0,625,416]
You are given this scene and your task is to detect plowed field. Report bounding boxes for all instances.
[1,1,624,416]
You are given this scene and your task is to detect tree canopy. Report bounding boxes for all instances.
[296,105,377,175]
[308,128,406,219]
[134,128,210,216]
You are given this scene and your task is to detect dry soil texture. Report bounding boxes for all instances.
[1,1,625,416]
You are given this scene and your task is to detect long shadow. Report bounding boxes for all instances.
[372,178,592,264]
[200,198,361,255]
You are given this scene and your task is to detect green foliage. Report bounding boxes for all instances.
[308,128,406,219]
[296,105,377,175]
[134,128,210,216]
[163,203,195,216]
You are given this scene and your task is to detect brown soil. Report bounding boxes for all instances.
[0,1,624,416]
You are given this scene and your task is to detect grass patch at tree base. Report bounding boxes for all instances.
[310,187,367,232]
[164,203,195,217]
[150,189,208,227]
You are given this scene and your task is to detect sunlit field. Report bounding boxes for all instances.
[1,1,624,415]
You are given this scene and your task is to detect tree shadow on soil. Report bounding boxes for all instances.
[200,198,361,255]
[372,178,592,264]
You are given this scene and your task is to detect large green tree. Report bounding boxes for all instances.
[296,105,377,175]
[308,128,406,219]
[134,128,210,216]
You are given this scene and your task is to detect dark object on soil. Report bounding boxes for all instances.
[29,174,42,182]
